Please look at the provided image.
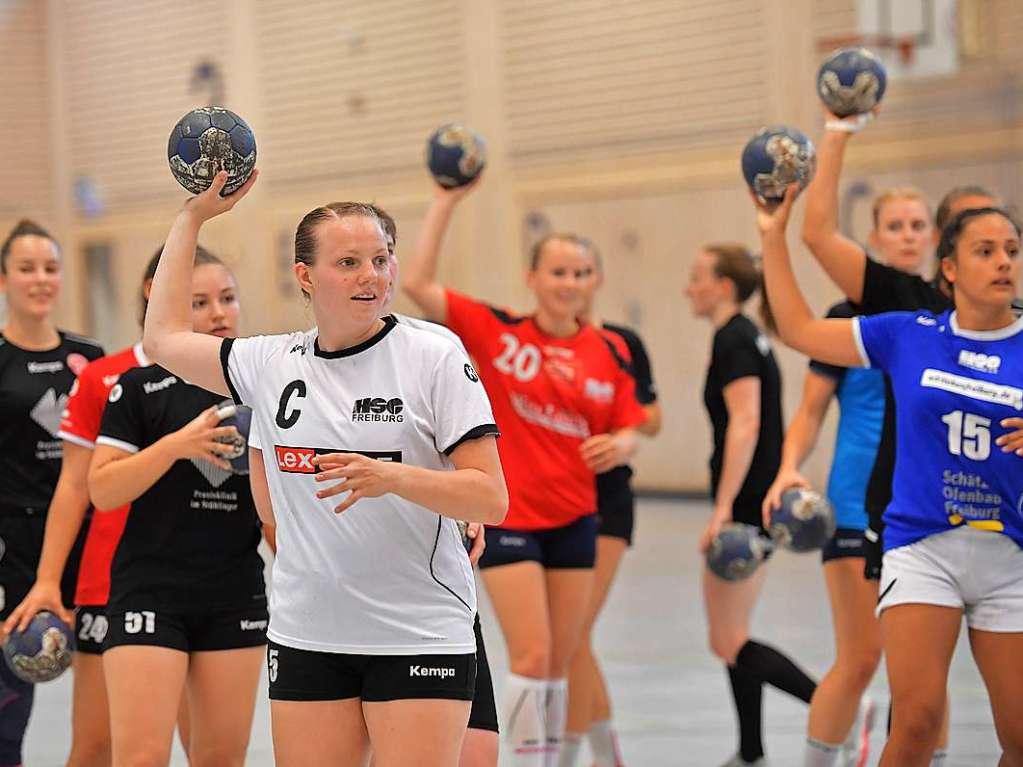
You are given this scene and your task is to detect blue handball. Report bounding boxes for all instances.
[741,126,816,203]
[817,47,887,118]
[706,523,774,582]
[3,611,75,683]
[770,487,836,553]
[426,124,486,189]
[168,107,256,195]
[216,401,253,475]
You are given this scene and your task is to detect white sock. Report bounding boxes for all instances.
[557,733,583,767]
[543,678,568,767]
[501,673,547,766]
[931,751,948,766]
[803,737,841,767]
[588,719,624,767]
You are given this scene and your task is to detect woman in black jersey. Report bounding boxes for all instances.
[0,220,104,767]
[87,249,266,767]
[685,243,816,767]
[562,239,661,767]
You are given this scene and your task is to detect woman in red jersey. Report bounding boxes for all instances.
[403,179,645,767]
[3,246,227,767]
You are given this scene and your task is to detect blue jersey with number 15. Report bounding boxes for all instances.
[854,309,1023,552]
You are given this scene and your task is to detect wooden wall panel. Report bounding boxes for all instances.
[501,0,768,165]
[254,0,465,186]
[0,0,50,219]
[60,0,231,209]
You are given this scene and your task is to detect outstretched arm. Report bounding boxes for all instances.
[143,170,258,394]
[403,181,479,323]
[757,186,863,368]
[762,369,837,519]
[801,114,871,303]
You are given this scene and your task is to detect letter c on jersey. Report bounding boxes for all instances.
[276,380,307,429]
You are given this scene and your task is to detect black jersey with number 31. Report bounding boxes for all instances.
[0,332,104,510]
[96,364,265,610]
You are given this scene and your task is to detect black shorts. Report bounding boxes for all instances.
[105,603,269,653]
[478,514,597,570]
[469,614,498,733]
[596,472,635,545]
[731,501,767,532]
[267,641,476,703]
[75,605,110,655]
[821,528,866,563]
[0,508,88,618]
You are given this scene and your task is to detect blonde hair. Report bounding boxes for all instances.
[871,186,932,229]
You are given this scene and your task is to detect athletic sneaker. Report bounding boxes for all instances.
[718,755,768,767]
[841,696,877,767]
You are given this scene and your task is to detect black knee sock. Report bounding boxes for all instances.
[727,664,764,762]
[734,639,816,704]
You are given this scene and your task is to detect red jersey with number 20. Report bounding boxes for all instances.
[445,290,646,531]
[58,343,148,606]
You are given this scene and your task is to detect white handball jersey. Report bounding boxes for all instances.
[221,315,499,654]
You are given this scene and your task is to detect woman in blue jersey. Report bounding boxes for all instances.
[762,187,935,767]
[757,186,1023,767]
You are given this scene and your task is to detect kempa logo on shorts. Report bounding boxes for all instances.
[352,397,404,423]
[409,665,455,679]
[240,619,268,631]
[498,535,527,547]
[143,375,178,394]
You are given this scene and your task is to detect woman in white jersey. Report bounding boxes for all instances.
[143,171,508,767]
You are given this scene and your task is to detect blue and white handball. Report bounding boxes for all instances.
[168,107,256,195]
[741,126,816,203]
[706,523,774,581]
[3,611,75,683]
[817,47,887,118]
[770,488,836,553]
[215,401,252,475]
[426,124,486,189]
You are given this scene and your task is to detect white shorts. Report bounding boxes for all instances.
[878,526,1023,632]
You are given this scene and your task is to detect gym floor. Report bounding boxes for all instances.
[26,499,1000,765]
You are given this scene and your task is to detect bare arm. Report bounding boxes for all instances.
[313,435,508,524]
[714,377,762,515]
[143,171,258,394]
[757,187,864,368]
[778,370,836,473]
[89,406,237,509]
[800,127,867,303]
[699,376,763,550]
[403,182,479,323]
[762,370,837,518]
[248,447,275,529]
[248,447,277,554]
[638,402,662,436]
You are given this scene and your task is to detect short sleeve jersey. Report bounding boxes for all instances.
[58,342,148,606]
[854,310,1023,551]
[96,365,265,610]
[808,303,885,531]
[444,290,646,531]
[703,314,783,513]
[0,332,104,510]
[221,316,499,655]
